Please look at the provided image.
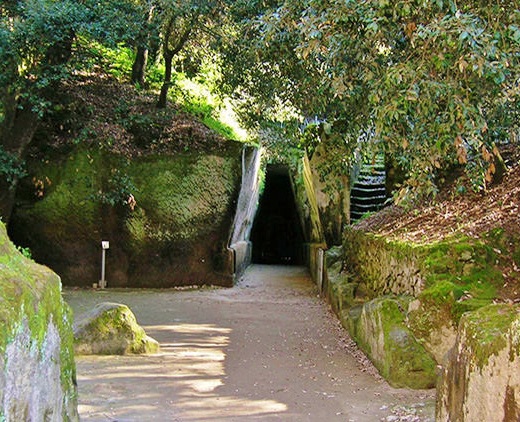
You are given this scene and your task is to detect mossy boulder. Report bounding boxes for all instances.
[437,304,520,421]
[74,302,160,355]
[346,296,437,389]
[407,298,457,365]
[0,222,78,421]
[9,141,242,287]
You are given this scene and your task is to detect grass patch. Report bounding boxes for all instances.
[172,75,246,141]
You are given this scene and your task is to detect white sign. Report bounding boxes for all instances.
[101,241,110,250]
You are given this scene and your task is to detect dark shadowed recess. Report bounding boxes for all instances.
[250,164,304,265]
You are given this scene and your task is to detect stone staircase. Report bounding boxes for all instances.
[350,155,387,222]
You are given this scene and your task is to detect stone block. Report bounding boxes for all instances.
[437,304,520,421]
[74,302,160,355]
[351,297,437,389]
[0,223,78,421]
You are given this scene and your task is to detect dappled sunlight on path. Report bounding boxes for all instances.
[76,321,288,421]
[65,265,435,421]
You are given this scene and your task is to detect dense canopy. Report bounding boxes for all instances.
[1,0,519,219]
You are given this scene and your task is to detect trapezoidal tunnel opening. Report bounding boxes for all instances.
[250,164,305,265]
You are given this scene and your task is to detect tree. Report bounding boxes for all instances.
[0,0,143,221]
[131,0,157,87]
[155,0,233,108]
[0,0,83,220]
[222,0,520,201]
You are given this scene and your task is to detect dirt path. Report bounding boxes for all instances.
[64,265,435,422]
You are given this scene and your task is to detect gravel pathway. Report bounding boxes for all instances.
[64,264,435,422]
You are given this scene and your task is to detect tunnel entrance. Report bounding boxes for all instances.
[250,164,305,265]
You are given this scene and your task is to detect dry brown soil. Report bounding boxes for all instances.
[64,265,434,422]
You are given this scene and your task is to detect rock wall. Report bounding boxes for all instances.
[342,228,425,297]
[306,142,350,246]
[296,154,326,246]
[9,142,243,287]
[293,154,328,286]
[326,228,506,389]
[0,223,78,421]
[228,146,262,278]
[346,297,437,389]
[437,304,520,421]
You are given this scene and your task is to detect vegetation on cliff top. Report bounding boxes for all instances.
[2,0,519,223]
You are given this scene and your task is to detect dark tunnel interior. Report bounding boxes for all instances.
[250,165,305,265]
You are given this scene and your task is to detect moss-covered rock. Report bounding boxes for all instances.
[407,298,457,365]
[343,229,502,304]
[74,302,160,355]
[10,141,242,287]
[339,229,505,362]
[437,304,520,421]
[326,247,358,316]
[345,296,437,389]
[0,222,78,421]
[343,229,425,297]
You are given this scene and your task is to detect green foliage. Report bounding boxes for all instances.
[170,74,246,140]
[0,0,150,187]
[93,168,138,210]
[0,0,81,120]
[0,146,26,187]
[16,245,32,259]
[222,0,520,202]
[74,38,136,81]
[2,0,518,210]
[81,0,144,47]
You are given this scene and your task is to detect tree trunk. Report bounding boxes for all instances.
[0,180,17,224]
[131,2,155,86]
[156,15,196,109]
[131,46,149,87]
[157,51,174,109]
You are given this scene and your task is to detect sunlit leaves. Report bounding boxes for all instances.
[237,0,520,201]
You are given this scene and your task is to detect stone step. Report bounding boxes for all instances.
[355,175,386,184]
[350,155,388,222]
[351,195,388,203]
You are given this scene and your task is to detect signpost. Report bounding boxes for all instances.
[100,241,109,289]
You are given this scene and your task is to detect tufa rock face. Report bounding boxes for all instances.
[307,142,350,246]
[74,302,160,355]
[10,143,242,287]
[343,229,425,297]
[0,222,79,421]
[437,304,520,422]
[345,296,437,389]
